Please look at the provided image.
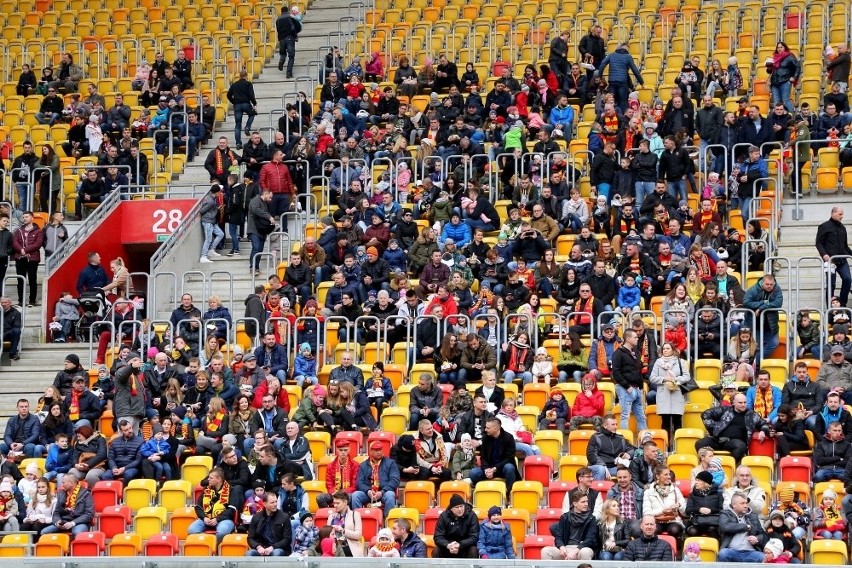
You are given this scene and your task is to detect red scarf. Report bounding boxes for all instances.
[572,296,595,325]
[772,50,791,70]
[369,458,382,492]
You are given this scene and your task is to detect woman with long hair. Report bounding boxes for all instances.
[339,381,376,430]
[598,499,630,560]
[684,267,705,302]
[767,41,799,112]
[200,334,222,368]
[40,402,73,446]
[557,331,588,382]
[225,393,256,451]
[195,397,229,461]
[495,397,540,456]
[727,326,758,383]
[643,466,686,537]
[101,257,132,298]
[501,331,533,385]
[435,332,462,387]
[535,248,560,298]
[157,378,184,419]
[21,478,54,534]
[687,243,716,283]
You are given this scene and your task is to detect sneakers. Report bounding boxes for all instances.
[235,143,243,150]
[226,251,235,256]
[200,256,213,263]
[208,250,221,257]
[227,250,240,256]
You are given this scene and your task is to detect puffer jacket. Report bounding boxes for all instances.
[434,504,480,554]
[440,221,472,249]
[701,405,769,438]
[599,47,643,85]
[477,521,515,559]
[571,376,604,418]
[107,435,143,470]
[623,534,674,561]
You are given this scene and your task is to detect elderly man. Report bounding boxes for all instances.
[280,421,312,480]
[41,474,95,536]
[189,467,240,543]
[329,351,364,390]
[817,346,852,405]
[352,441,400,511]
[696,393,770,462]
[717,492,769,563]
[723,466,767,514]
[542,492,598,560]
[623,514,674,561]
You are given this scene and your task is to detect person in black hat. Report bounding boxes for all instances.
[433,494,480,558]
[53,353,86,398]
[390,434,426,481]
[685,470,723,537]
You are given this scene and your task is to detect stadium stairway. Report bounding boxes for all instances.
[775,199,837,316]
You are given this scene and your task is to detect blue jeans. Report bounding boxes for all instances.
[634,181,655,211]
[0,442,44,457]
[503,370,533,384]
[100,467,140,485]
[469,463,517,491]
[817,530,845,539]
[599,551,625,561]
[15,183,29,210]
[590,464,617,481]
[667,179,688,203]
[771,81,795,113]
[464,218,496,231]
[188,518,235,543]
[515,442,540,456]
[717,548,767,563]
[814,467,846,483]
[246,549,286,556]
[438,370,458,385]
[233,103,256,145]
[35,112,61,125]
[228,223,241,252]
[615,384,647,430]
[829,260,852,306]
[249,232,266,270]
[201,222,224,257]
[351,490,396,511]
[41,523,90,536]
[566,213,584,232]
[760,333,780,361]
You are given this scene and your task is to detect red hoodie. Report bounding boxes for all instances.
[572,375,605,418]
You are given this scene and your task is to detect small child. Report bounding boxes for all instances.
[44,433,73,483]
[17,462,39,505]
[241,481,267,525]
[530,347,554,384]
[813,489,846,540]
[683,541,701,562]
[616,272,642,314]
[772,486,811,540]
[726,56,743,98]
[366,362,394,419]
[706,456,727,488]
[382,238,407,273]
[702,172,724,200]
[292,512,320,556]
[93,365,115,411]
[139,428,172,481]
[368,527,400,557]
[763,538,792,564]
[591,194,611,235]
[0,480,19,531]
[52,291,80,342]
[293,343,318,388]
[538,388,569,431]
[229,345,244,376]
[451,434,476,482]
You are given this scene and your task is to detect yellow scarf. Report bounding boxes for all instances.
[201,482,230,518]
[206,411,226,434]
[69,391,80,421]
[65,484,81,509]
[752,387,774,419]
[334,459,352,491]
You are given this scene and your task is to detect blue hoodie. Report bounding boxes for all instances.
[46,444,73,474]
[294,353,317,378]
[617,282,642,310]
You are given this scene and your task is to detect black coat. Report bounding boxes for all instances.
[612,346,643,389]
[434,505,480,554]
[550,510,598,549]
[479,429,517,472]
[247,509,292,554]
[623,535,674,561]
[816,218,852,260]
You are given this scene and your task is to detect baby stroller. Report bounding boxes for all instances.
[76,290,107,342]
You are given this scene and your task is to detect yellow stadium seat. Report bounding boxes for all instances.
[693,359,723,382]
[683,403,709,430]
[473,480,506,510]
[668,453,698,481]
[124,478,157,511]
[184,533,217,556]
[402,481,434,514]
[305,431,331,457]
[816,167,839,194]
[379,407,409,434]
[810,540,848,565]
[534,430,563,461]
[517,405,539,432]
[133,506,167,539]
[302,480,326,512]
[510,480,543,510]
[0,534,29,557]
[761,358,790,389]
[568,429,594,456]
[673,428,705,454]
[180,455,213,487]
[438,480,471,509]
[741,455,774,485]
[158,479,192,509]
[558,454,588,482]
[385,507,420,532]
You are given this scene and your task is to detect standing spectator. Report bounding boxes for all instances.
[542,492,598,560]
[717,492,769,562]
[696,95,723,172]
[548,30,570,82]
[275,6,302,78]
[767,42,799,113]
[12,211,43,308]
[648,342,689,435]
[612,329,647,430]
[40,474,94,537]
[578,25,606,80]
[827,44,850,92]
[742,274,784,359]
[114,354,148,434]
[0,297,22,361]
[205,137,239,186]
[247,189,275,276]
[199,183,224,264]
[259,150,295,232]
[598,43,644,112]
[815,207,852,307]
[695,393,769,462]
[227,71,257,150]
[622,515,674,561]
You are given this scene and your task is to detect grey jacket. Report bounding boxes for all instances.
[247,194,270,235]
[200,192,220,224]
[114,364,147,419]
[409,383,442,414]
[718,508,768,550]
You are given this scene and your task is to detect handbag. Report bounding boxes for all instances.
[677,359,700,394]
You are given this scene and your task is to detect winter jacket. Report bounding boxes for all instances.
[643,482,686,525]
[814,434,852,469]
[294,354,317,379]
[435,504,480,555]
[76,263,109,294]
[477,521,515,559]
[3,413,42,447]
[745,385,783,421]
[617,285,641,310]
[329,364,364,390]
[12,223,43,262]
[248,509,292,554]
[599,47,643,85]
[539,398,570,422]
[440,221,472,249]
[398,531,427,558]
[45,444,73,475]
[769,52,800,86]
[587,429,634,469]
[550,510,598,549]
[718,508,768,550]
[53,486,94,526]
[612,346,643,389]
[701,405,769,439]
[71,434,107,470]
[253,344,289,377]
[685,485,724,522]
[409,383,442,414]
[781,377,822,413]
[623,534,674,561]
[696,104,724,142]
[572,379,605,418]
[742,277,784,336]
[64,390,102,424]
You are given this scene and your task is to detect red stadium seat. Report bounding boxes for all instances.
[91,480,123,512]
[424,507,444,534]
[96,505,132,539]
[779,456,812,483]
[523,455,554,485]
[547,480,576,508]
[69,532,106,557]
[534,508,563,536]
[366,431,395,457]
[522,535,554,559]
[356,507,383,541]
[144,533,180,556]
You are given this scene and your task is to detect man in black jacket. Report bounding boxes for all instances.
[587,414,635,480]
[816,207,852,306]
[717,492,768,562]
[612,329,647,431]
[247,492,292,556]
[409,374,441,431]
[578,25,606,79]
[275,6,301,78]
[226,71,257,149]
[659,136,692,203]
[208,446,251,498]
[433,494,479,558]
[623,515,674,561]
[586,259,617,308]
[469,418,517,490]
[696,96,723,172]
[542,491,598,560]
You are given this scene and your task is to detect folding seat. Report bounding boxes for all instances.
[682,536,718,561]
[379,407,409,434]
[302,480,326,512]
[814,481,846,505]
[522,383,549,410]
[534,507,563,535]
[402,481,434,514]
[522,455,554,485]
[438,480,471,509]
[124,478,157,511]
[384,507,420,532]
[183,533,217,556]
[534,430,563,461]
[810,540,848,565]
[91,480,123,512]
[424,508,444,534]
[305,431,331,458]
[473,480,506,510]
[69,531,106,556]
[522,535,554,559]
[107,533,142,556]
[667,453,698,481]
[741,455,774,485]
[510,480,543,510]
[0,534,29,557]
[219,533,249,556]
[558,455,587,482]
[34,533,70,556]
[180,455,213,487]
[501,508,530,543]
[313,507,333,528]
[159,479,192,509]
[779,456,811,483]
[168,507,197,540]
[96,504,131,538]
[673,428,705,453]
[356,507,383,541]
[134,506,168,539]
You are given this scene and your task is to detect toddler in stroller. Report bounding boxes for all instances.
[51,291,80,342]
[76,290,107,342]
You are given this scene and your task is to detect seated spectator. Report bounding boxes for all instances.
[100,419,143,486]
[542,492,598,560]
[587,414,634,480]
[189,467,239,544]
[246,492,292,557]
[813,420,852,482]
[40,473,94,537]
[596,498,630,560]
[814,389,852,438]
[352,441,399,511]
[764,509,802,561]
[746,369,782,422]
[685,470,723,536]
[623,514,675,561]
[477,506,515,559]
[695,393,769,462]
[817,347,852,405]
[65,375,102,426]
[0,297,22,361]
[1,398,43,458]
[643,466,686,537]
[717,491,769,563]
[434,494,480,558]
[722,466,767,515]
